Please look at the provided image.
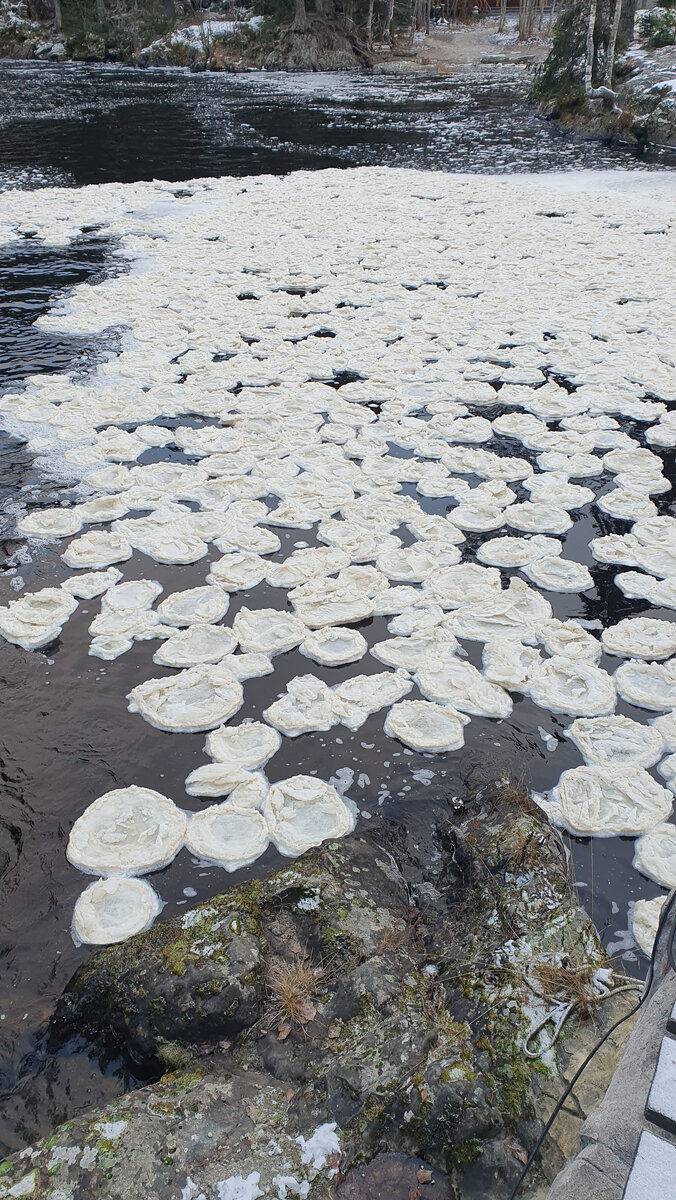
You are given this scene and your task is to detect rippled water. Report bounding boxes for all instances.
[1,60,675,191]
[0,60,673,1154]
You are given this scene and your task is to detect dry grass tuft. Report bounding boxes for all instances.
[266,952,324,1030]
[494,775,540,816]
[532,958,598,1018]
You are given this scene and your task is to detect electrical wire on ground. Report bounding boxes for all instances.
[506,887,676,1200]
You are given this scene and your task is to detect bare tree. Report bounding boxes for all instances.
[518,0,537,40]
[365,0,374,45]
[53,0,62,28]
[604,0,623,88]
[498,0,507,33]
[584,0,622,107]
[294,0,309,28]
[384,0,395,39]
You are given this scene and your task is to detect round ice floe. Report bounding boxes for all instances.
[566,715,663,768]
[482,640,541,691]
[590,533,640,567]
[602,617,676,662]
[334,670,413,730]
[300,626,367,666]
[61,567,123,599]
[539,619,601,661]
[632,515,676,550]
[205,721,281,769]
[634,823,676,888]
[207,552,267,591]
[631,896,667,957]
[597,490,657,521]
[477,535,561,568]
[614,572,676,610]
[371,633,452,671]
[522,555,593,592]
[527,656,615,716]
[548,766,672,837]
[185,804,269,870]
[102,579,163,612]
[72,877,162,945]
[89,633,134,661]
[424,563,501,609]
[19,507,83,539]
[522,474,593,510]
[384,699,469,752]
[263,775,354,856]
[62,530,132,569]
[449,503,505,533]
[233,607,306,656]
[653,711,676,752]
[446,579,551,644]
[158,586,230,628]
[153,624,238,667]
[615,661,676,711]
[264,675,339,736]
[79,495,131,524]
[67,786,186,876]
[0,586,78,650]
[128,663,243,732]
[184,762,255,797]
[506,503,572,535]
[417,655,512,717]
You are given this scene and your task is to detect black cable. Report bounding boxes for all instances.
[506,887,676,1200]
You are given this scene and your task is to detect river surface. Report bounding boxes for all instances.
[1,59,676,190]
[0,59,674,1155]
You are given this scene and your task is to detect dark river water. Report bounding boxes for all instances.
[1,59,676,190]
[0,57,674,1155]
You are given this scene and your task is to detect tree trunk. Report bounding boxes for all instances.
[385,0,395,39]
[498,0,506,33]
[53,0,62,29]
[605,0,623,88]
[619,0,635,41]
[96,0,106,22]
[294,0,309,28]
[366,0,374,45]
[584,0,597,93]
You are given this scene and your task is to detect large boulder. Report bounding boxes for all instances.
[3,787,630,1199]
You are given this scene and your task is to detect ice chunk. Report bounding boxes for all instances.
[416,654,512,717]
[73,877,161,945]
[154,624,238,667]
[185,804,269,870]
[233,607,306,656]
[185,763,255,798]
[263,775,354,856]
[482,640,541,691]
[61,567,123,599]
[384,699,469,752]
[527,656,615,716]
[62,529,132,569]
[634,823,676,888]
[300,626,367,666]
[539,619,602,661]
[548,765,672,836]
[631,896,667,956]
[205,721,281,769]
[19,507,83,538]
[567,715,663,768]
[334,670,413,730]
[0,586,78,650]
[67,786,186,876]
[615,660,676,711]
[158,586,230,627]
[601,617,676,661]
[264,675,341,737]
[128,663,243,732]
[522,556,594,593]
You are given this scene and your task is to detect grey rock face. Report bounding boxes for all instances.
[3,789,621,1200]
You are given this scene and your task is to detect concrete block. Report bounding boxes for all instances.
[646,1035,676,1135]
[623,1130,676,1200]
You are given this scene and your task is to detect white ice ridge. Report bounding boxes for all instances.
[0,169,675,933]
